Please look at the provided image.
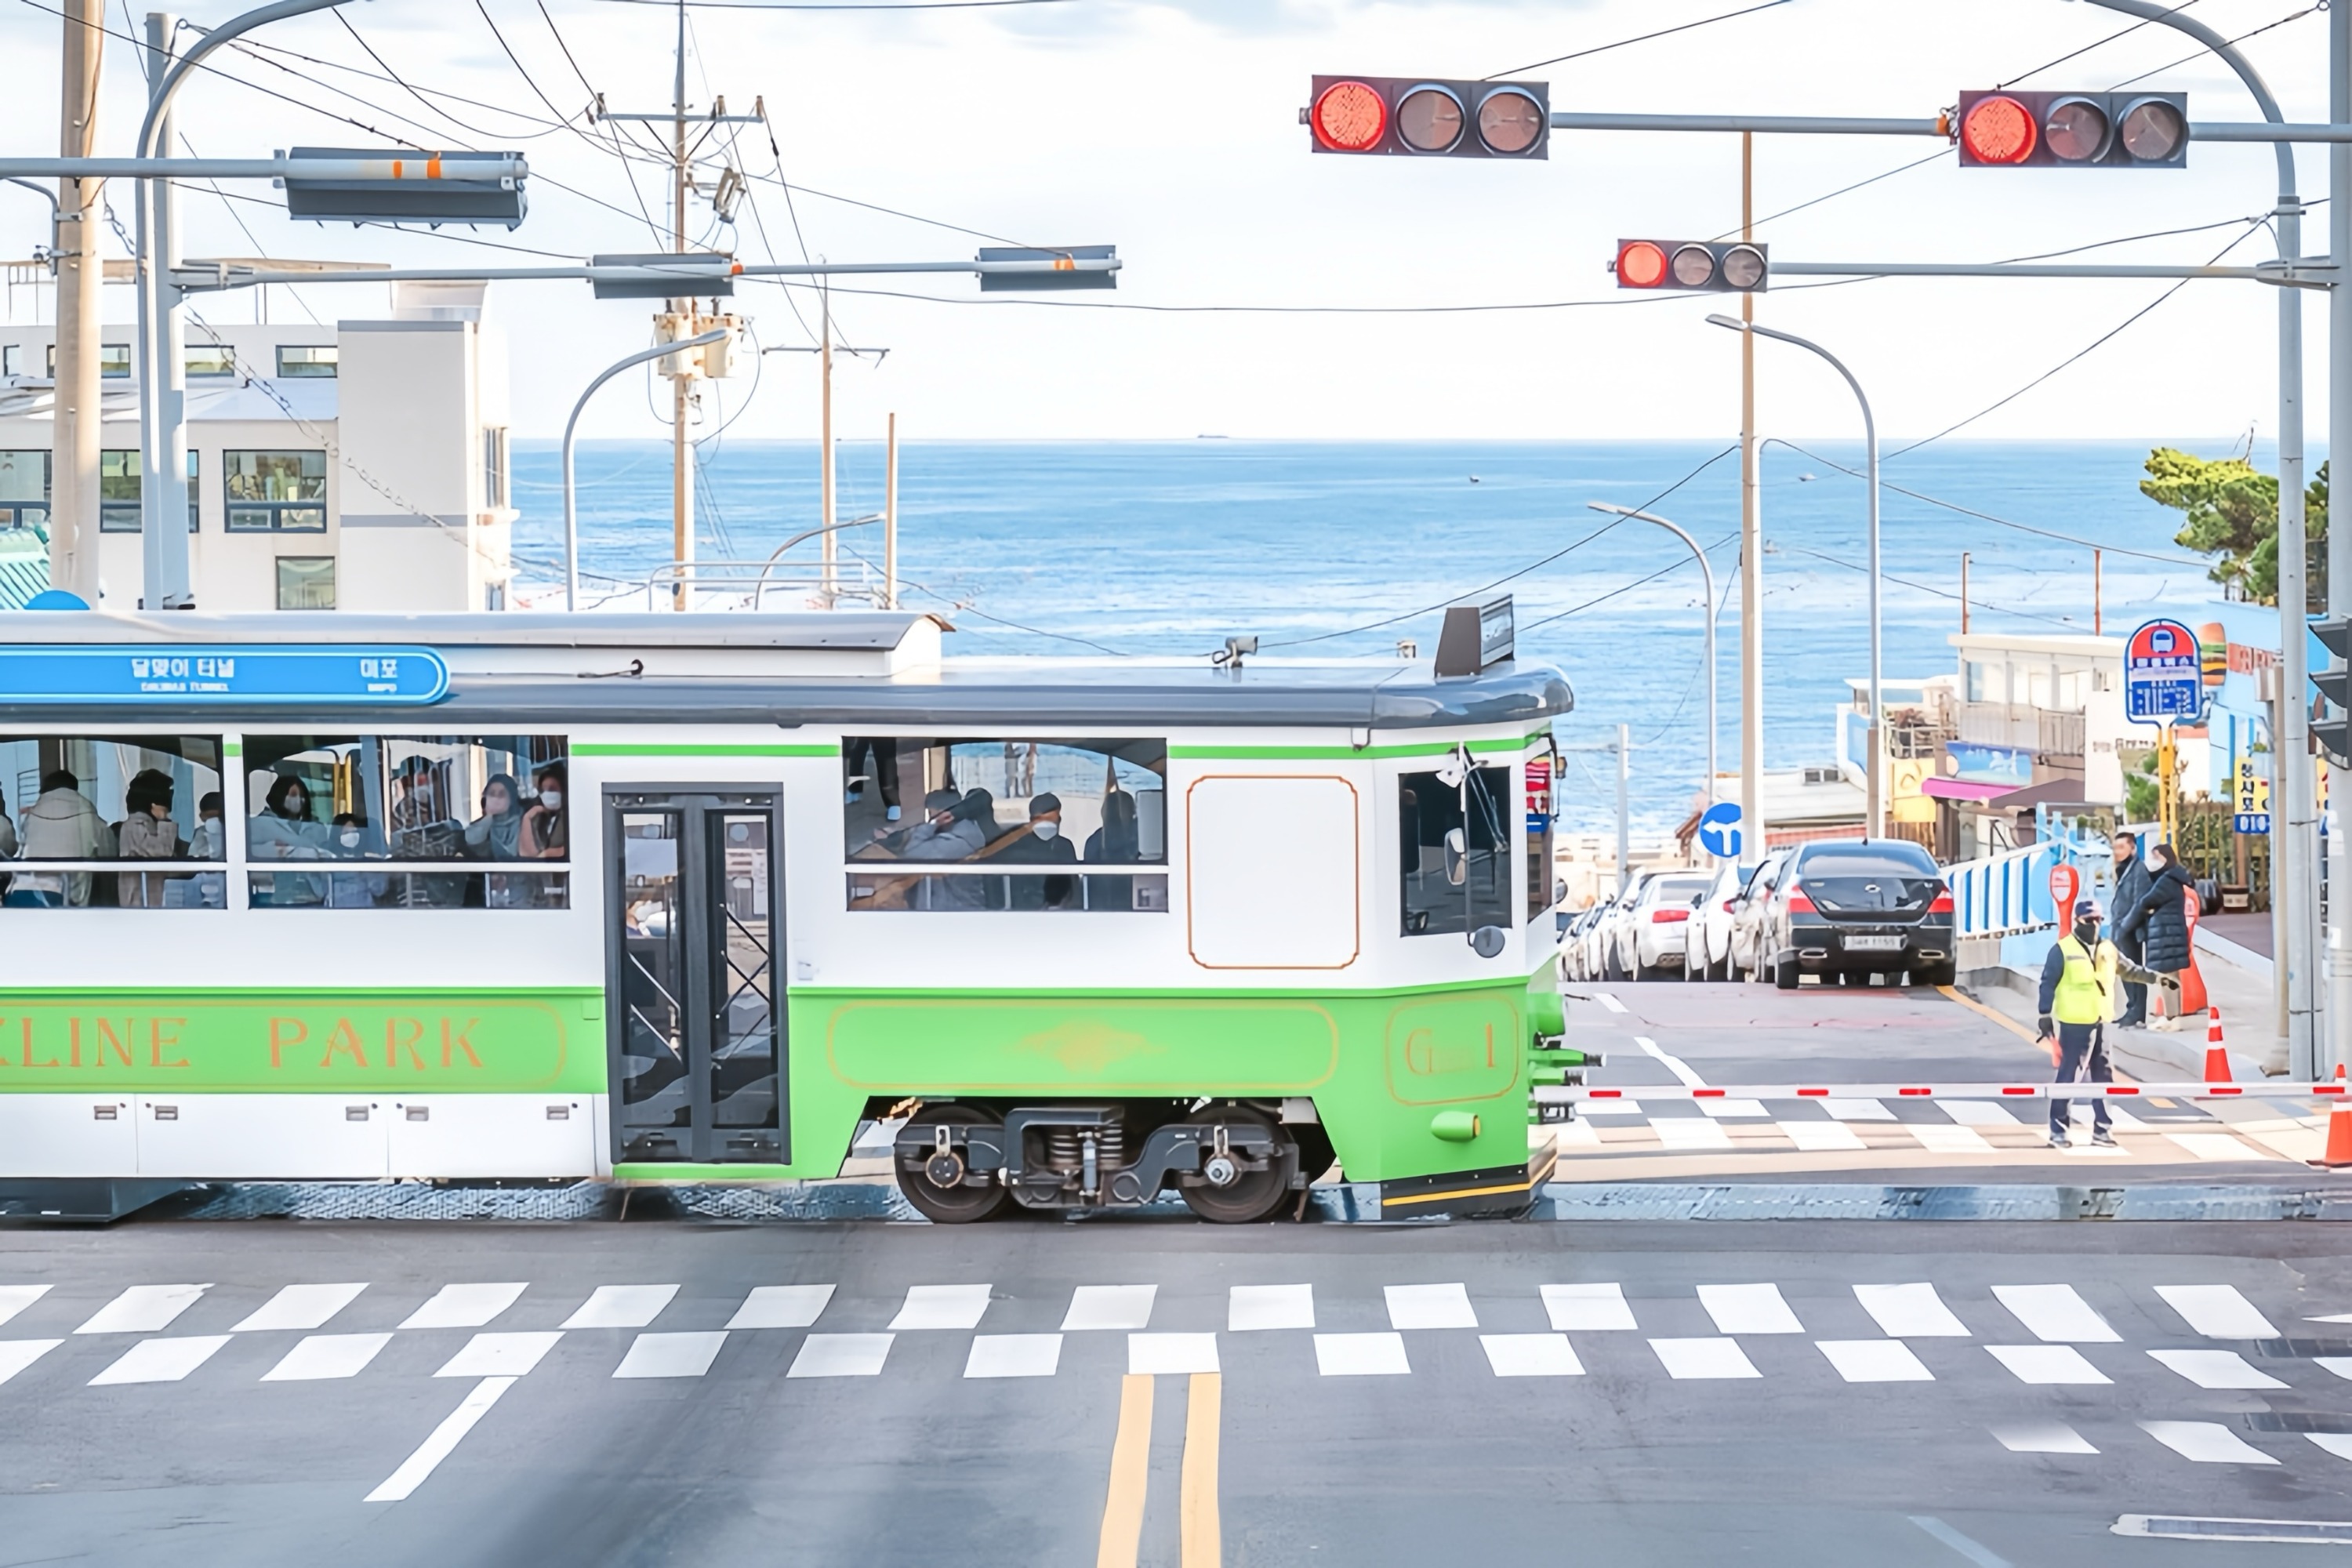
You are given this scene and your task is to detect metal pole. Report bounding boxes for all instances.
[52,0,103,606]
[1587,503,1715,809]
[2082,0,2316,1077]
[562,329,727,610]
[1739,130,1762,852]
[1615,722,1631,896]
[669,1,691,613]
[1961,552,1970,635]
[1708,314,1881,836]
[884,410,898,611]
[2094,547,2103,636]
[2332,0,2352,1078]
[1546,109,2352,140]
[821,284,837,607]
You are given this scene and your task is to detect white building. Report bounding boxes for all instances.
[0,281,514,612]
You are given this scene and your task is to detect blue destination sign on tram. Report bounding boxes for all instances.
[0,645,451,705]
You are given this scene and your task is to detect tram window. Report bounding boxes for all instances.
[242,733,567,909]
[223,450,327,532]
[847,871,1169,913]
[0,734,225,909]
[1525,754,1556,921]
[844,738,1166,862]
[1398,764,1514,937]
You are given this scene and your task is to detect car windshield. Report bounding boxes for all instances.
[1797,845,1938,877]
[1644,876,1711,905]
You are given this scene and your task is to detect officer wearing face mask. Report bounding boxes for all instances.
[2035,895,2158,1149]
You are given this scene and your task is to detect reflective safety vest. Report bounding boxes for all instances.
[2053,934,2119,1025]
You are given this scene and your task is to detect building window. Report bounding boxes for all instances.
[840,736,1169,911]
[43,343,130,379]
[98,450,201,533]
[242,734,568,909]
[1,346,18,379]
[0,449,49,532]
[185,345,235,378]
[225,449,328,531]
[275,556,337,610]
[1399,765,1513,937]
[0,734,227,909]
[275,345,337,379]
[481,427,508,510]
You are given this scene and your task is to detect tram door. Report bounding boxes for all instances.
[604,791,786,1165]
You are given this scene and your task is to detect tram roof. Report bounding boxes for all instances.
[0,610,1573,731]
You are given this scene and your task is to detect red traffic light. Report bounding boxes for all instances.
[1614,239,1765,292]
[1959,95,2036,164]
[1305,75,1548,158]
[1312,80,1388,151]
[1617,241,1668,288]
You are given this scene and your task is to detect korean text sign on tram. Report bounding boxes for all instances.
[2123,618,2202,725]
[0,645,450,705]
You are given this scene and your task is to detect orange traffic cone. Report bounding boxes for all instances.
[2318,1105,2352,1169]
[2203,1007,2232,1084]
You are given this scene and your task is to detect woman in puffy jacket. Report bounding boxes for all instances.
[117,768,181,908]
[2118,840,2197,1028]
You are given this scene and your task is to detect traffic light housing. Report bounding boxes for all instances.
[2316,617,2352,768]
[1955,91,2188,169]
[1305,76,1548,158]
[281,147,528,227]
[1613,238,1767,292]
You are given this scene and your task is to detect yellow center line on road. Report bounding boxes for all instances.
[1096,1372,1154,1568]
[1181,1371,1222,1568]
[1935,983,2042,1046]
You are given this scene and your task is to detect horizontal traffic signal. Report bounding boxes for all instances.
[282,147,528,227]
[1305,76,1548,158]
[1614,238,1766,292]
[1955,91,2187,169]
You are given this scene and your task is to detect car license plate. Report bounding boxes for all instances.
[1845,934,1906,952]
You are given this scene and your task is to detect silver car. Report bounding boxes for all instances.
[1684,861,1756,982]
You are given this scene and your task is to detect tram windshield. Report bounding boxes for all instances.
[842,736,1169,913]
[1399,764,1514,936]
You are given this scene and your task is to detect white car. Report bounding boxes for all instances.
[1685,862,1756,982]
[1576,877,1644,982]
[1614,871,1714,981]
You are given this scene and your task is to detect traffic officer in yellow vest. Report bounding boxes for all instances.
[2035,895,2158,1148]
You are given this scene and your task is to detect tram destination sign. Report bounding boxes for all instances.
[0,645,451,706]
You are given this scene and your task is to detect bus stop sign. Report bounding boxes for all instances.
[2124,618,2203,725]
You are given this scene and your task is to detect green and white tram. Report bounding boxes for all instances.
[0,607,1579,1221]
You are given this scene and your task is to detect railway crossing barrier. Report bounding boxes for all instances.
[1534,1081,2348,1104]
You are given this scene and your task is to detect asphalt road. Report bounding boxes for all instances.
[1,1217,2349,1565]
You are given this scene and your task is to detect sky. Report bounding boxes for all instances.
[0,0,2342,444]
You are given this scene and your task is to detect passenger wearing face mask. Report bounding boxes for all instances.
[325,813,390,908]
[521,764,568,860]
[996,790,1076,910]
[2116,840,2198,1030]
[2035,896,2161,1149]
[248,775,326,906]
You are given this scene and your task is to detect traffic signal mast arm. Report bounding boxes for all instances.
[170,251,1121,295]
[1546,111,2352,143]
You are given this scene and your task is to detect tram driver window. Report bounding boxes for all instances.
[0,734,225,909]
[1398,764,1514,937]
[841,736,1169,912]
[242,734,568,909]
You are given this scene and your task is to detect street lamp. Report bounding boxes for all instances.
[1706,312,1882,838]
[562,328,729,610]
[1586,501,1718,813]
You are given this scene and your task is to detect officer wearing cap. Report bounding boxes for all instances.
[2035,895,2157,1149]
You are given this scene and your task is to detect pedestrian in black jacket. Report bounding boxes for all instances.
[2109,831,2154,1027]
[2118,840,2195,1029]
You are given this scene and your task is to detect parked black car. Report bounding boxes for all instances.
[1759,839,1955,989]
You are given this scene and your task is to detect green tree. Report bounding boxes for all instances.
[2141,447,2329,608]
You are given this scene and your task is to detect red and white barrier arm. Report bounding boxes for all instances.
[1533,1083,2350,1104]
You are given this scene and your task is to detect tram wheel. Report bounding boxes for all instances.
[895,1104,1012,1225]
[1178,1106,1294,1224]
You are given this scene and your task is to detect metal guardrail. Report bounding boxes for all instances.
[1538,1081,2347,1104]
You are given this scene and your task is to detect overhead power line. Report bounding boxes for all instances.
[1485,0,1793,81]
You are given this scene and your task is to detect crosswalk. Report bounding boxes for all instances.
[2,1271,2347,1490]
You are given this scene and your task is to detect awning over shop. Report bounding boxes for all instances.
[1920,777,2015,802]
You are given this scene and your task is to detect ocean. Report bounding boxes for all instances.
[510,437,2283,837]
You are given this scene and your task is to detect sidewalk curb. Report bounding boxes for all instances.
[1529,1182,2352,1221]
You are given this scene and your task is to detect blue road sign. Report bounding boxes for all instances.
[1697,801,1743,859]
[0,645,451,706]
[2124,618,2204,725]
[2236,813,2272,835]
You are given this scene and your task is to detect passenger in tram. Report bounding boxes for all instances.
[117,768,181,909]
[325,813,390,909]
[899,787,985,910]
[387,757,467,909]
[189,791,226,909]
[465,774,528,859]
[13,769,108,906]
[844,736,902,822]
[999,792,1077,910]
[1083,788,1141,911]
[0,784,16,859]
[521,764,567,859]
[249,775,326,906]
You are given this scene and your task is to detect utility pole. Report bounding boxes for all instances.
[669,2,691,610]
[51,0,103,604]
[884,410,898,611]
[1737,130,1762,861]
[2331,0,2352,1077]
[1960,552,1970,635]
[1615,722,1632,894]
[820,283,836,606]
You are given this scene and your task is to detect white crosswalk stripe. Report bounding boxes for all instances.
[965,1334,1062,1378]
[1992,1422,2098,1454]
[1905,1123,1994,1155]
[1315,1333,1410,1376]
[1780,1120,1866,1151]
[1987,1345,2110,1385]
[1816,1340,1933,1382]
[1824,1099,1896,1121]
[787,1334,893,1378]
[724,1284,834,1329]
[2147,1348,2286,1390]
[1480,1334,1583,1377]
[399,1283,526,1330]
[614,1332,728,1379]
[232,1283,367,1333]
[1385,1283,1476,1330]
[1992,1284,2120,1343]
[1062,1285,1155,1331]
[89,1335,230,1385]
[2140,1420,2279,1465]
[0,1339,58,1385]
[75,1284,207,1335]
[889,1284,991,1330]
[1698,1283,1802,1334]
[2154,1285,2280,1339]
[0,1286,52,1329]
[263,1333,392,1381]
[1128,1333,1218,1374]
[1650,1338,1760,1379]
[1541,1283,1636,1332]
[435,1331,561,1378]
[2309,1434,2352,1463]
[561,1285,678,1330]
[1854,1283,1970,1338]
[1229,1283,1313,1331]
[1652,1119,1733,1151]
